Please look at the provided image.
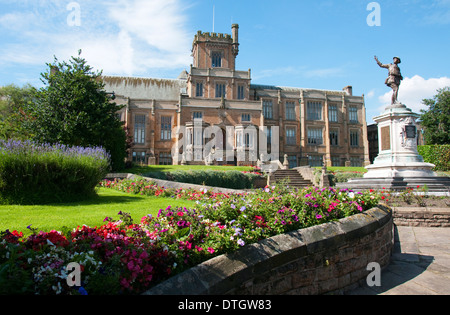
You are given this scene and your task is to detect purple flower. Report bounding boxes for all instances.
[237,239,245,247]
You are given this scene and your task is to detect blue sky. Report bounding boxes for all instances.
[1,0,449,123]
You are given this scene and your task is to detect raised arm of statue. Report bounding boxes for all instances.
[374,56,388,69]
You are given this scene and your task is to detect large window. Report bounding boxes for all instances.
[236,130,254,148]
[241,113,251,122]
[350,157,362,167]
[308,155,323,167]
[331,156,341,167]
[263,100,273,119]
[193,112,203,120]
[196,82,203,97]
[329,104,338,122]
[159,152,172,165]
[237,85,245,100]
[349,106,358,123]
[134,114,146,144]
[285,101,296,120]
[288,155,297,169]
[307,128,323,145]
[286,127,296,145]
[132,151,146,164]
[330,130,339,146]
[215,83,226,98]
[266,127,272,145]
[161,116,172,141]
[350,130,359,147]
[211,51,222,68]
[307,101,322,121]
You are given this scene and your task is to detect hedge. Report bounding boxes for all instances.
[0,140,110,205]
[142,169,263,190]
[418,145,450,171]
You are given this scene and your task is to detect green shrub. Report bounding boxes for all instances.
[0,140,110,205]
[327,171,364,187]
[143,169,262,190]
[418,145,450,171]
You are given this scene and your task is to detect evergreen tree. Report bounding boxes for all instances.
[25,50,127,171]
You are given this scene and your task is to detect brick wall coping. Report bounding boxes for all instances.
[142,205,393,295]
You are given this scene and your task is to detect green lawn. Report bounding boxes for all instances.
[0,188,197,236]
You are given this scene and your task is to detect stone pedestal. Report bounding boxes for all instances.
[338,103,450,193]
[364,103,436,178]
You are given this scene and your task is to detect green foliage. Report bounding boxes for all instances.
[420,87,450,145]
[23,50,127,171]
[143,169,262,189]
[418,145,450,171]
[0,140,110,205]
[0,84,34,140]
[326,170,365,187]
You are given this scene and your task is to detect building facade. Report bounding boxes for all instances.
[103,24,370,168]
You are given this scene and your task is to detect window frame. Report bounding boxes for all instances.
[134,114,146,145]
[160,116,172,141]
[307,101,323,121]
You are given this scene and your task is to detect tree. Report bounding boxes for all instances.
[420,87,450,145]
[25,50,127,171]
[0,84,34,140]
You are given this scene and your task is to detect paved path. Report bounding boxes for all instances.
[348,226,450,295]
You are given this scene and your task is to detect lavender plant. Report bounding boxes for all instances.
[0,140,110,204]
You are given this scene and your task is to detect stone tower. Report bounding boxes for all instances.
[187,24,251,100]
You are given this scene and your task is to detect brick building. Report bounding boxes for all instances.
[103,24,370,168]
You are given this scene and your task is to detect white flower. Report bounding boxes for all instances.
[348,192,355,199]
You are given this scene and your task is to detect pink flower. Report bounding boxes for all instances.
[207,247,215,254]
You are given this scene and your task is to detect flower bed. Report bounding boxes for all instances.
[0,140,110,205]
[0,179,382,295]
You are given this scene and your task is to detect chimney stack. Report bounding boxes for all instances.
[232,24,239,57]
[343,86,353,96]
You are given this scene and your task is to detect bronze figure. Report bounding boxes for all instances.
[374,56,404,105]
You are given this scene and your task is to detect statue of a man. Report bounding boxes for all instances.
[374,56,404,105]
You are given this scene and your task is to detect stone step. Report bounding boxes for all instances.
[269,169,313,188]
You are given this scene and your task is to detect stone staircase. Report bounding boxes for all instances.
[269,169,313,189]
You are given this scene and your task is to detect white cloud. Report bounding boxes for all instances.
[365,89,376,99]
[0,0,192,80]
[378,75,450,112]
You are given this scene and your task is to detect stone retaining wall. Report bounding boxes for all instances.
[105,173,247,194]
[143,206,393,295]
[394,208,450,227]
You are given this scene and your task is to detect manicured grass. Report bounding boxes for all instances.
[0,187,197,236]
[122,164,254,175]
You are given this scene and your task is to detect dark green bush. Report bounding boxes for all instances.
[418,145,450,171]
[0,140,110,205]
[143,169,262,190]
